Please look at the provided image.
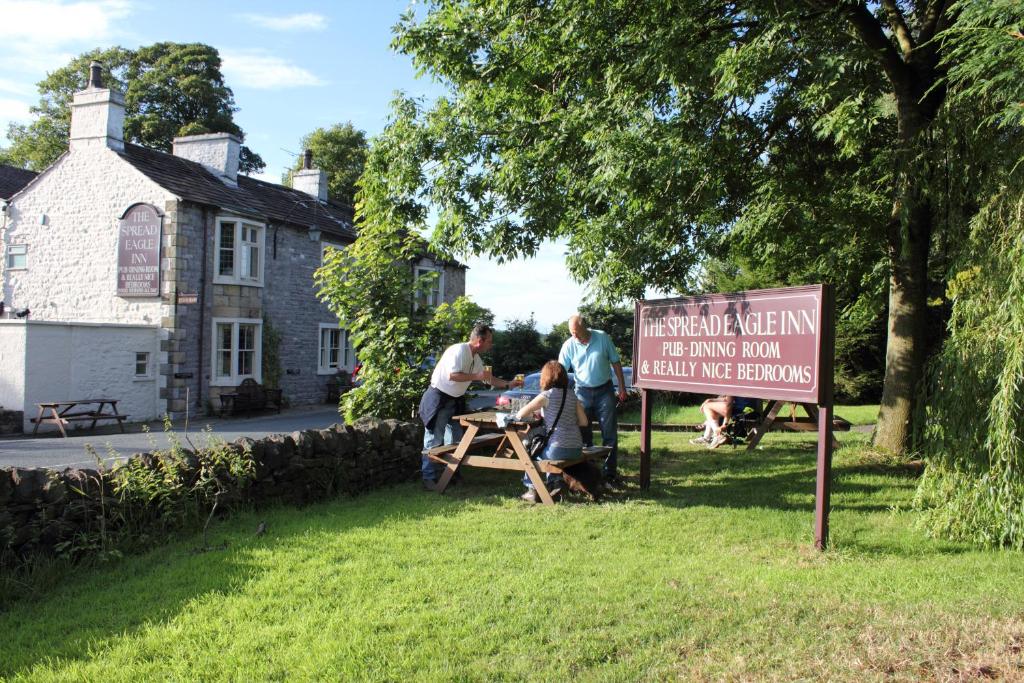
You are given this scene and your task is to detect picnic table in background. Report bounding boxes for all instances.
[426,411,608,505]
[31,399,128,438]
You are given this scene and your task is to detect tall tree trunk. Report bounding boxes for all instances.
[874,199,932,454]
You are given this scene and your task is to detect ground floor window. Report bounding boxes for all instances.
[134,351,151,378]
[212,318,262,385]
[318,323,353,374]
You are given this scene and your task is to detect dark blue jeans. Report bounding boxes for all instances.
[421,400,463,483]
[576,381,618,477]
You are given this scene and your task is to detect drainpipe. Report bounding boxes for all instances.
[197,205,209,410]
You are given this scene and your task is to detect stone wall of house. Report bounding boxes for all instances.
[0,146,174,420]
[0,417,422,567]
[0,145,174,325]
[263,225,347,408]
[444,264,467,304]
[159,200,208,418]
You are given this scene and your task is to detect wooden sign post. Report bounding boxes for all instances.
[633,284,836,550]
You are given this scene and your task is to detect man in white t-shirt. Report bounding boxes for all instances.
[417,324,520,488]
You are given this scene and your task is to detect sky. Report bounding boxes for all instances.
[0,0,598,331]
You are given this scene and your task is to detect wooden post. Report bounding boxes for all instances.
[814,404,833,550]
[639,389,652,490]
[814,284,836,551]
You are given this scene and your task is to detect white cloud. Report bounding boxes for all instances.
[0,79,35,97]
[0,1,131,86]
[0,0,131,47]
[221,50,325,90]
[239,12,327,31]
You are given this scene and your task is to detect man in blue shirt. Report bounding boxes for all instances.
[558,313,628,487]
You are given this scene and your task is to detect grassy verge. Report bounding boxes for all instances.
[1,430,1020,680]
[620,402,880,426]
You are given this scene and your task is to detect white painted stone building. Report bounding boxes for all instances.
[0,64,465,431]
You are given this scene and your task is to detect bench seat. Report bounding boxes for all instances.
[534,446,610,473]
[31,413,129,423]
[427,433,506,462]
[220,379,283,416]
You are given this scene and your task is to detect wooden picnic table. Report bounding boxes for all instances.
[31,399,128,438]
[427,411,608,505]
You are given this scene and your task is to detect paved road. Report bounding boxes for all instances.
[0,390,501,470]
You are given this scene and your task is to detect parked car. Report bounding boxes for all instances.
[494,367,635,409]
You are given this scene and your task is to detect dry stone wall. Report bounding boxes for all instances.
[0,417,422,568]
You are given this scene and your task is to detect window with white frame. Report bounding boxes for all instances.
[212,318,262,385]
[5,244,27,270]
[414,264,444,309]
[318,323,353,374]
[215,218,264,285]
[134,352,151,378]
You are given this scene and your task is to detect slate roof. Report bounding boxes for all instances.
[0,164,38,201]
[118,142,357,240]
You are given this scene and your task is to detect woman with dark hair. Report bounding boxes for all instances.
[514,360,588,503]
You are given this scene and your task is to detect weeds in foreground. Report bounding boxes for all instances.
[1,416,255,601]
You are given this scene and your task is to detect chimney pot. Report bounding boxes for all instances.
[303,149,313,170]
[88,61,104,89]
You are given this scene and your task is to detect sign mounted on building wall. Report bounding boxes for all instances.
[116,203,162,297]
[633,284,826,403]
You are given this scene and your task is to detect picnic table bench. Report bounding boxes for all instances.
[219,378,283,417]
[427,412,611,504]
[31,399,128,438]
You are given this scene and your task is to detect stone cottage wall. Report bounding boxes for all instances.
[263,225,346,407]
[0,145,174,326]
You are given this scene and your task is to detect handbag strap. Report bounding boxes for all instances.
[537,388,568,450]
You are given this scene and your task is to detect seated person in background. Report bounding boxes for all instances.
[515,360,588,504]
[690,395,733,449]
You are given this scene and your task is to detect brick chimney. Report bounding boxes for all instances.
[69,61,125,152]
[172,132,241,186]
[292,149,328,201]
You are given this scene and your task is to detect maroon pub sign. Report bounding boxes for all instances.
[117,203,162,297]
[633,284,836,550]
[633,285,827,404]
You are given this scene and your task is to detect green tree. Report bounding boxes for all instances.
[487,315,548,377]
[285,123,369,207]
[367,0,1013,455]
[910,2,1024,547]
[578,303,635,363]
[4,43,264,173]
[543,322,570,362]
[316,194,493,420]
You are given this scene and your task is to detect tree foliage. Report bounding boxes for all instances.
[368,0,1015,455]
[911,0,1024,548]
[314,113,493,421]
[486,315,548,377]
[3,43,264,173]
[284,123,369,208]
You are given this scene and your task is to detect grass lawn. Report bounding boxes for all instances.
[620,402,880,426]
[2,430,1021,680]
